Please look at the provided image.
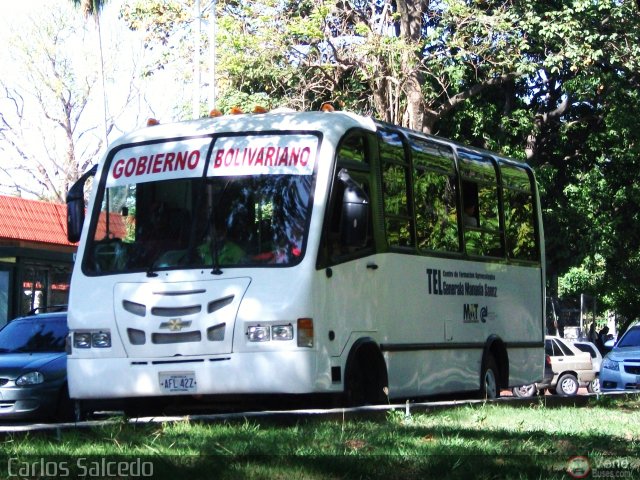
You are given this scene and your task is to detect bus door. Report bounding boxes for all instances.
[318,132,378,357]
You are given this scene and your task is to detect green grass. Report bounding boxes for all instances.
[1,395,639,479]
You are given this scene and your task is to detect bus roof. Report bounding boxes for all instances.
[108,110,378,151]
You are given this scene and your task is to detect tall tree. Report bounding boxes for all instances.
[0,3,104,201]
[0,0,141,201]
[118,0,640,326]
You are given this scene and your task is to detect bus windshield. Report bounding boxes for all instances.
[84,173,313,275]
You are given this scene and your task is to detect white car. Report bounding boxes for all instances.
[512,336,595,397]
[572,340,602,393]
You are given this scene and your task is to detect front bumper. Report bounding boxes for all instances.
[68,350,326,400]
[600,361,640,391]
[0,384,61,420]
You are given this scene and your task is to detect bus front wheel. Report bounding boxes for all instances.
[343,342,388,406]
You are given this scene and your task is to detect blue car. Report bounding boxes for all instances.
[0,311,71,421]
[600,324,640,392]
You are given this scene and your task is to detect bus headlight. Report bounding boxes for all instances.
[73,332,92,349]
[272,324,293,341]
[246,322,305,344]
[73,331,112,349]
[92,331,112,348]
[247,325,270,342]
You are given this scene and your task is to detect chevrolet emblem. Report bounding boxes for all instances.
[160,318,192,332]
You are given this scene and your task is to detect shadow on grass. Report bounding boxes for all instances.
[1,394,638,479]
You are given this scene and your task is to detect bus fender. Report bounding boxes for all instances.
[481,335,509,389]
[343,337,389,405]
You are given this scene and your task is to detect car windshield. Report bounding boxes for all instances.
[83,134,317,276]
[617,327,640,348]
[0,317,68,353]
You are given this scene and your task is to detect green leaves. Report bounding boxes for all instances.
[113,0,640,324]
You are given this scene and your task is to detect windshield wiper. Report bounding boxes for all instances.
[146,265,159,278]
[209,209,223,275]
[145,252,159,277]
[208,180,231,276]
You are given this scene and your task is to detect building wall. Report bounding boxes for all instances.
[0,246,74,326]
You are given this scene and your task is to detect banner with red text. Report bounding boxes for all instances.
[207,135,318,176]
[106,138,209,187]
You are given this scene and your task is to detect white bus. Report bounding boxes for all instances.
[66,109,545,410]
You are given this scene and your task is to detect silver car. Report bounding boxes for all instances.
[512,336,595,397]
[600,324,640,392]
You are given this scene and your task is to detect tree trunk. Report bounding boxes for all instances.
[396,0,429,131]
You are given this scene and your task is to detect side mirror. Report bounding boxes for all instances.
[66,165,97,243]
[338,169,369,248]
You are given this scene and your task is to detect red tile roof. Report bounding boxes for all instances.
[0,195,128,247]
[0,195,74,246]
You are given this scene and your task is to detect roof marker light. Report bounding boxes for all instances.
[146,118,160,126]
[230,106,243,115]
[320,103,335,112]
[209,109,223,117]
[253,105,268,114]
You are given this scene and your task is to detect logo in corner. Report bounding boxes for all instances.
[566,456,591,479]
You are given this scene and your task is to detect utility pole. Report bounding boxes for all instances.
[209,0,217,110]
[192,0,202,119]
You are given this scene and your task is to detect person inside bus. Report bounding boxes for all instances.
[462,181,479,227]
[198,216,246,265]
[463,202,478,227]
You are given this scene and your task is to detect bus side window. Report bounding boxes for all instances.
[410,137,459,253]
[379,130,414,248]
[501,163,538,262]
[337,134,368,164]
[458,151,503,257]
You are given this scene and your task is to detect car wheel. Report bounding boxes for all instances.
[556,373,579,396]
[587,376,600,394]
[512,384,537,398]
[480,355,500,400]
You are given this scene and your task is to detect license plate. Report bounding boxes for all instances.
[159,372,197,394]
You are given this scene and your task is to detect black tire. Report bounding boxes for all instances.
[344,347,387,406]
[556,373,579,396]
[73,400,90,422]
[55,385,75,422]
[480,355,500,400]
[587,376,600,394]
[512,384,537,398]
